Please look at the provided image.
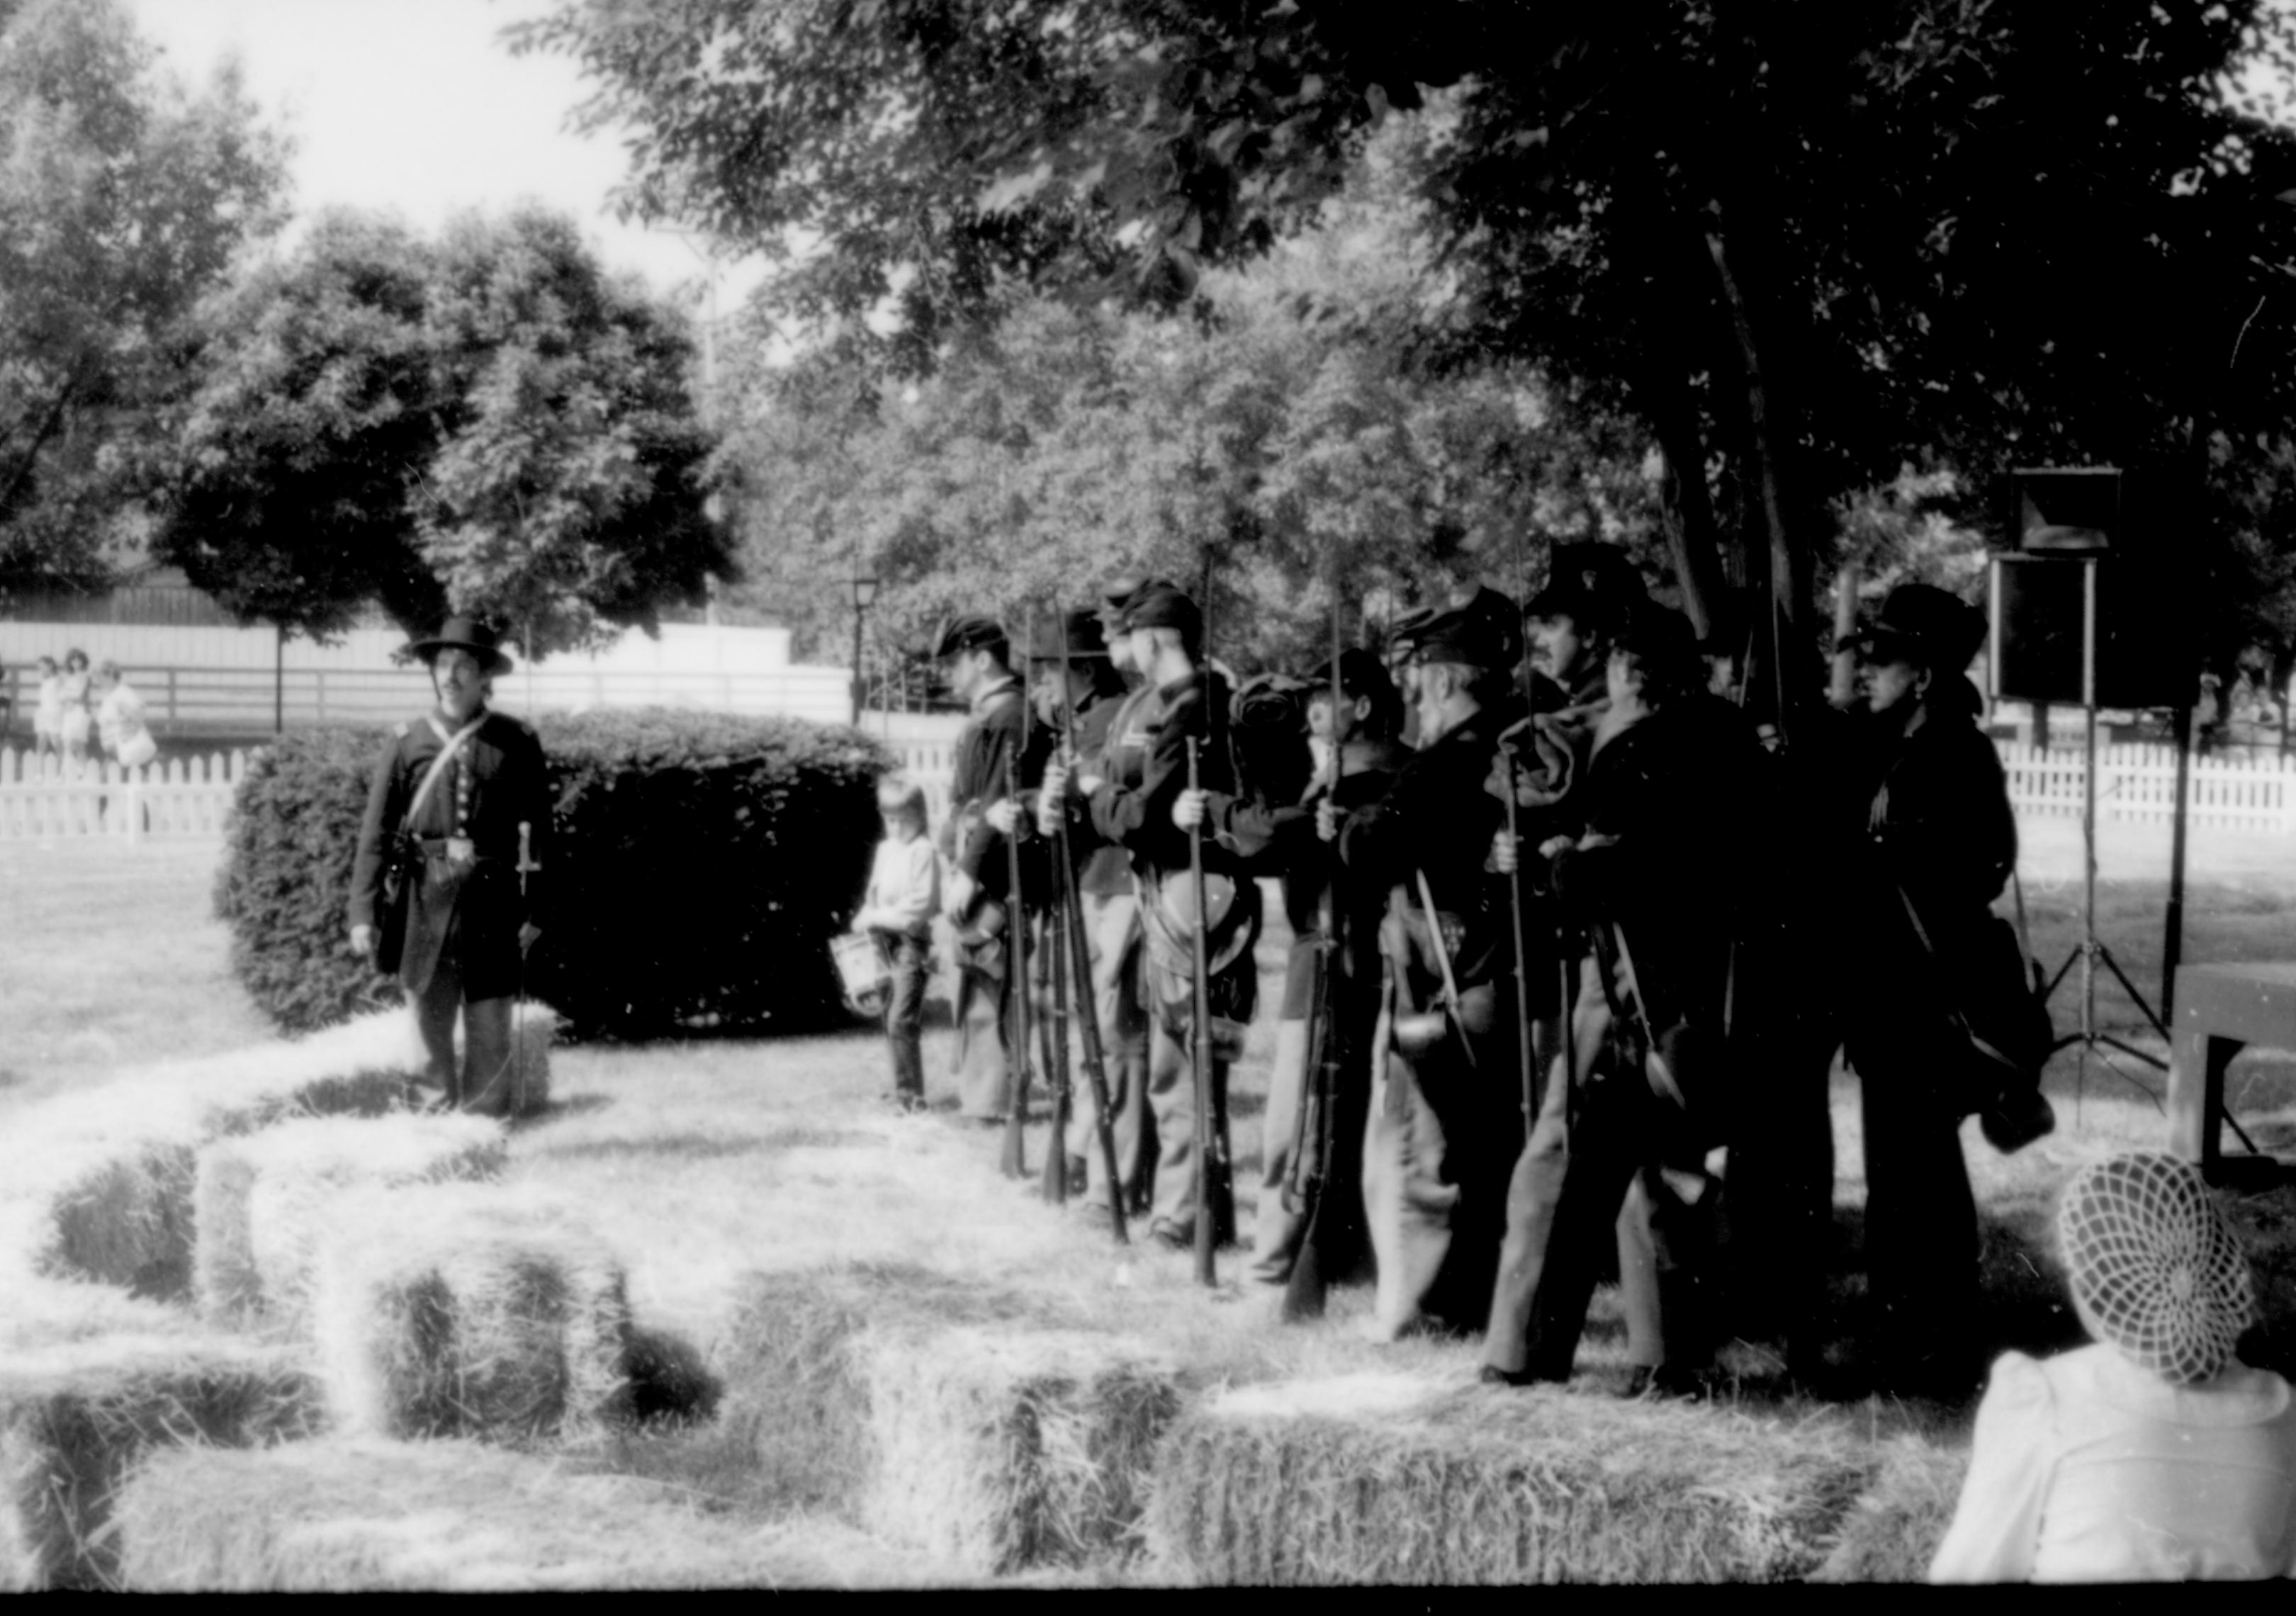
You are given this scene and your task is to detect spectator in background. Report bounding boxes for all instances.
[91,661,157,769]
[56,648,92,768]
[1932,1152,2296,1582]
[31,655,62,765]
[852,777,939,1114]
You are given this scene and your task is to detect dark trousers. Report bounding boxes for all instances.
[1717,1019,1835,1355]
[1846,1018,1979,1373]
[412,959,514,1117]
[880,931,929,1100]
[1519,1055,1718,1381]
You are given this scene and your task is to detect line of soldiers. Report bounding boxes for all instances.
[927,554,2015,1401]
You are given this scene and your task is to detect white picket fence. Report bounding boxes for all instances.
[0,747,251,841]
[1996,741,2296,834]
[8,734,2280,844]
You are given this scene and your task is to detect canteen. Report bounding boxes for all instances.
[1392,1011,1449,1057]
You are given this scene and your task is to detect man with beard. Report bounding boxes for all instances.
[1323,594,1524,1340]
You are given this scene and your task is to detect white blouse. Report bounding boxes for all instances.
[1931,1344,2296,1583]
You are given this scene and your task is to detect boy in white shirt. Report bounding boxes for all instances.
[850,778,939,1112]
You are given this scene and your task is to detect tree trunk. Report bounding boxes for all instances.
[1703,220,1818,742]
[1640,367,1731,642]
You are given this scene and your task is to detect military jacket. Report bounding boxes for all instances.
[1338,705,1509,989]
[349,707,552,1001]
[939,676,1029,902]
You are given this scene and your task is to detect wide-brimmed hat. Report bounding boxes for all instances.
[1409,585,1521,673]
[2057,1152,2256,1384]
[1122,585,1201,639]
[404,617,513,676]
[1525,542,1647,629]
[930,615,1008,661]
[1023,609,1110,663]
[1843,583,1987,671]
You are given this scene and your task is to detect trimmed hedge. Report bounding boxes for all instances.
[215,711,890,1041]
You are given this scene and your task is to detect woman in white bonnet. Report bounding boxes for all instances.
[1931,1151,2296,1581]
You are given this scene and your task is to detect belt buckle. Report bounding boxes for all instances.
[445,836,476,866]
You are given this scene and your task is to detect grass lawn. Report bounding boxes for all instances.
[8,819,2296,1581]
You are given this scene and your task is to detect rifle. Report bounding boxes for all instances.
[1045,673,1130,1245]
[1414,866,1478,1072]
[1281,575,1349,1321]
[1186,734,1219,1286]
[998,656,1035,1179]
[1497,740,1536,1133]
[1038,615,1076,1205]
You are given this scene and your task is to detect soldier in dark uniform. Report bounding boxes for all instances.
[349,617,551,1116]
[1043,584,1259,1251]
[1481,563,1667,1385]
[1492,605,1746,1394]
[1838,583,2015,1398]
[1178,648,1409,1296]
[1005,608,1130,1197]
[1324,596,1524,1340]
[933,615,1031,1124]
[1037,580,1178,1219]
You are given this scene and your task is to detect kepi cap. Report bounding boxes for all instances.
[1025,609,1110,661]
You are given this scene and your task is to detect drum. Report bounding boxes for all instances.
[831,931,889,1015]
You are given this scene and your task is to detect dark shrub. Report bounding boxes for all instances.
[216,711,891,1040]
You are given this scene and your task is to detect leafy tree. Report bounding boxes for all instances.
[415,210,728,658]
[517,0,2296,722]
[153,208,733,656]
[0,0,288,596]
[160,213,444,641]
[720,169,1658,672]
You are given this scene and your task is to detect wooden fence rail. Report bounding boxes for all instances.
[13,737,2278,844]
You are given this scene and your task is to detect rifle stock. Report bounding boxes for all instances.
[1281,556,1349,1322]
[1499,740,1536,1130]
[1186,735,1217,1286]
[998,751,1032,1179]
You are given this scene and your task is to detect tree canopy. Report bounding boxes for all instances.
[518,0,2296,716]
[153,208,733,656]
[0,0,288,597]
[717,156,1658,672]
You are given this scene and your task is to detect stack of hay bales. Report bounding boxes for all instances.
[309,1182,632,1444]
[1143,1373,1884,1584]
[112,1438,954,1591]
[1809,1437,1969,1583]
[192,1113,507,1329]
[0,1334,322,1591]
[715,1267,1181,1577]
[0,1010,427,1301]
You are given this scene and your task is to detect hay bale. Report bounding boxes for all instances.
[0,1011,428,1301]
[1142,1374,1881,1585]
[713,1265,1174,1576]
[857,1327,1181,1574]
[1810,1437,1969,1583]
[40,1139,198,1298]
[193,1113,506,1328]
[0,1336,321,1592]
[113,1437,957,1591]
[308,1182,631,1445]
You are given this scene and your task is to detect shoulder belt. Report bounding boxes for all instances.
[401,714,489,838]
